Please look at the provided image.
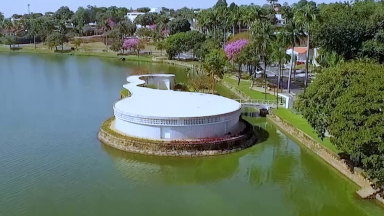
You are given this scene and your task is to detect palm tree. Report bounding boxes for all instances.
[27,18,42,49]
[2,19,14,35]
[229,9,237,35]
[245,5,263,30]
[236,6,245,33]
[101,18,113,52]
[251,20,276,100]
[271,32,290,108]
[294,3,318,92]
[285,19,302,93]
[0,12,4,23]
[156,13,170,33]
[211,8,220,40]
[220,7,230,47]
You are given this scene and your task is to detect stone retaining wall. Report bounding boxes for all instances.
[267,113,371,188]
[98,118,257,157]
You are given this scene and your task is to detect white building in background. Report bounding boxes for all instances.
[275,14,286,26]
[127,11,145,24]
[127,7,163,28]
[150,7,162,13]
[113,74,243,140]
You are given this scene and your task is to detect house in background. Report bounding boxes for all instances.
[127,11,145,27]
[149,7,162,13]
[274,3,286,26]
[286,47,314,64]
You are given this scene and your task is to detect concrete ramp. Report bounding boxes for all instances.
[357,187,380,199]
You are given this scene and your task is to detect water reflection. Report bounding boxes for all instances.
[102,144,244,184]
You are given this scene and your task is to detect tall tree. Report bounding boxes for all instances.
[39,17,55,42]
[58,20,67,51]
[294,3,318,91]
[55,6,74,21]
[0,12,4,23]
[101,18,114,51]
[251,20,276,99]
[26,18,42,49]
[1,19,14,35]
[283,6,302,93]
[215,0,228,8]
[203,49,228,94]
[271,31,290,107]
[72,7,90,34]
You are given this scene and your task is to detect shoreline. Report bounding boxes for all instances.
[0,47,198,67]
[267,112,384,206]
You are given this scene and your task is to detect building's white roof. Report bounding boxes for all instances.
[114,74,241,119]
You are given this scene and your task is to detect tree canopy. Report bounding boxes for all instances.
[298,62,384,185]
[168,18,191,35]
[312,1,384,61]
[137,7,151,13]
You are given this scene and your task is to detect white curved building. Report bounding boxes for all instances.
[113,74,243,140]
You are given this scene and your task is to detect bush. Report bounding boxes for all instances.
[73,38,81,50]
[136,28,152,38]
[110,39,123,52]
[188,74,210,92]
[174,82,189,91]
[1,35,17,48]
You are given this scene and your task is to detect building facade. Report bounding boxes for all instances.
[113,74,243,140]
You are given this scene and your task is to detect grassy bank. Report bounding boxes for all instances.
[0,46,152,62]
[272,109,339,154]
[223,76,276,100]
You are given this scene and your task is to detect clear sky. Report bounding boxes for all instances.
[2,0,336,17]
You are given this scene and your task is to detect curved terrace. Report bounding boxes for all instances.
[114,74,242,119]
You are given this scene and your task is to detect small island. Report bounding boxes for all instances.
[98,74,257,157]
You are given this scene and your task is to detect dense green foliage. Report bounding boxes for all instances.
[1,35,17,48]
[203,49,229,93]
[168,18,191,35]
[298,62,384,184]
[313,1,384,62]
[164,31,205,59]
[134,13,158,26]
[137,7,151,13]
[46,32,66,50]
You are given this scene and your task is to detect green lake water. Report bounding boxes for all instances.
[0,53,383,216]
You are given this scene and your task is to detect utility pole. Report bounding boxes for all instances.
[28,4,30,14]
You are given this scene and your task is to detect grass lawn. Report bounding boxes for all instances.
[0,45,153,62]
[223,76,276,100]
[273,109,340,154]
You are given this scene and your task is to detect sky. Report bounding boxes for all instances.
[2,0,337,17]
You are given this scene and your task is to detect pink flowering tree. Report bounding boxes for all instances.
[161,29,169,37]
[123,38,145,57]
[224,39,249,60]
[149,24,157,31]
[108,19,116,29]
